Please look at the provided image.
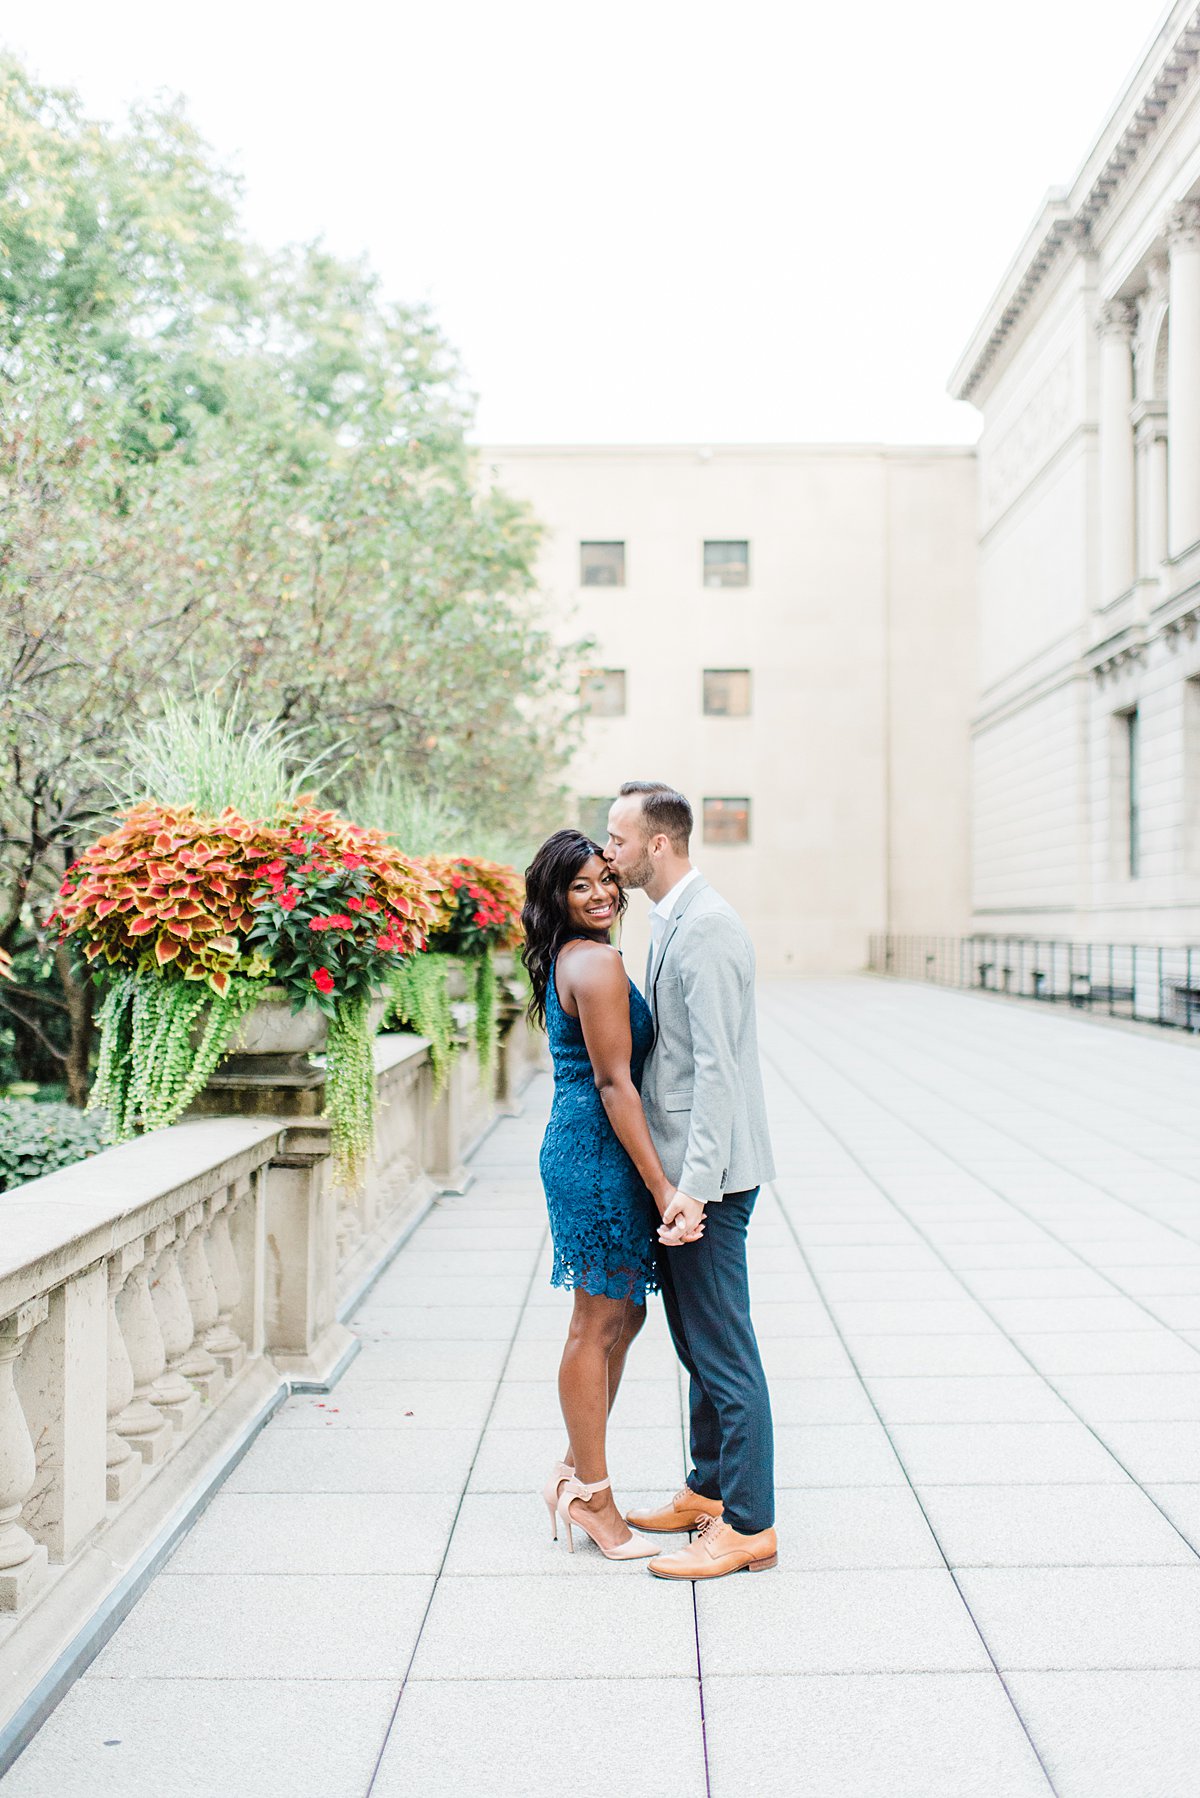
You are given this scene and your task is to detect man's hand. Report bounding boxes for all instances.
[658,1190,706,1246]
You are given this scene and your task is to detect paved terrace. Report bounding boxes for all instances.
[6,977,1200,1798]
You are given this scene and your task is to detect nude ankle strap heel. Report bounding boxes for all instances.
[556,1476,657,1560]
[542,1460,573,1540]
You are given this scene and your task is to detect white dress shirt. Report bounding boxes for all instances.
[648,867,701,977]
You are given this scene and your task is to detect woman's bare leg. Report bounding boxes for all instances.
[562,1298,646,1464]
[558,1289,635,1545]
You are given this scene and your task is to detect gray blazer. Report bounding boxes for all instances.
[639,877,775,1205]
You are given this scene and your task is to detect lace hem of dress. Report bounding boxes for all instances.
[550,1249,659,1305]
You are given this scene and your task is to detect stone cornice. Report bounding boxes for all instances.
[950,2,1200,404]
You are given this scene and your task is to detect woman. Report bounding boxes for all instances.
[522,829,696,1559]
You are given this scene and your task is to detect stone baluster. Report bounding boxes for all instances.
[177,1205,224,1403]
[1168,201,1200,557]
[112,1256,172,1464]
[147,1229,201,1431]
[105,1258,142,1502]
[203,1193,247,1379]
[0,1298,50,1610]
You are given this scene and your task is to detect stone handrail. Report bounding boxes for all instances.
[0,1005,543,1761]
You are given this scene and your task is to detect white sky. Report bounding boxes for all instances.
[7,0,1173,444]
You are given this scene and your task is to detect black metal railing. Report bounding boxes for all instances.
[868,934,1200,1032]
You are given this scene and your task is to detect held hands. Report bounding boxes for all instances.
[658,1188,707,1247]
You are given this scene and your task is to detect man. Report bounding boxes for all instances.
[604,780,777,1580]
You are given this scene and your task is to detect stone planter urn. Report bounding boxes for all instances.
[187,988,388,1120]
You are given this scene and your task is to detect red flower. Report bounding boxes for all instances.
[473,909,487,926]
[265,860,286,875]
[279,887,300,912]
[467,885,483,899]
[450,874,463,889]
[376,932,393,951]
[327,913,353,928]
[308,918,329,932]
[342,854,365,870]
[346,896,363,912]
[312,968,335,994]
[365,897,381,912]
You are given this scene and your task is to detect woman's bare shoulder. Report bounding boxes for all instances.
[557,939,626,995]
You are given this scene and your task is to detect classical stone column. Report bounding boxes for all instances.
[0,1299,50,1611]
[1135,401,1170,578]
[1168,201,1200,557]
[1097,299,1137,602]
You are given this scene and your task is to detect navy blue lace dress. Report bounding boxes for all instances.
[540,955,659,1304]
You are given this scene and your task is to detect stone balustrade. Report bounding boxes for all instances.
[0,1006,543,1760]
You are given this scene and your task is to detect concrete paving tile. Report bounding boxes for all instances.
[272,1379,495,1430]
[1107,1266,1200,1295]
[804,1245,946,1272]
[488,1377,680,1429]
[829,1299,1000,1335]
[1141,1295,1200,1329]
[1012,1331,1200,1374]
[225,1427,477,1493]
[167,1491,460,1575]
[937,1242,1081,1270]
[359,1272,532,1308]
[1091,1421,1200,1481]
[848,1334,1031,1376]
[867,1376,1071,1424]
[742,1301,838,1337]
[1006,1669,1200,1798]
[1090,1239,1200,1266]
[919,1484,1194,1568]
[889,1421,1127,1486]
[987,1297,1162,1333]
[772,1486,942,1568]
[701,1672,1052,1798]
[88,1574,434,1678]
[1051,1373,1200,1421]
[760,1336,856,1377]
[468,1425,685,1492]
[960,1267,1115,1299]
[410,1573,698,1678]
[695,1568,989,1674]
[955,1566,1200,1669]
[384,1246,539,1275]
[373,1677,704,1798]
[815,1270,971,1301]
[1143,1484,1200,1552]
[347,1337,510,1380]
[775,1424,906,1487]
[352,1303,521,1340]
[0,1678,400,1798]
[442,1490,673,1576]
[766,1378,877,1424]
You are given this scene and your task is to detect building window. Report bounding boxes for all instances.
[578,795,613,844]
[580,668,626,716]
[580,541,625,586]
[1126,708,1140,879]
[703,669,752,716]
[703,540,749,588]
[703,797,751,845]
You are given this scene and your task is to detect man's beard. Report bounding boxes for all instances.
[613,848,654,890]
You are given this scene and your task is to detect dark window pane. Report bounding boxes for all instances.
[580,541,625,586]
[703,797,751,845]
[703,540,749,588]
[703,669,752,716]
[580,669,626,717]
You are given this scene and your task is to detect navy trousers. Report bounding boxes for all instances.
[657,1187,774,1534]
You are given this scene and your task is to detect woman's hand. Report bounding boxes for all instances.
[658,1189,706,1246]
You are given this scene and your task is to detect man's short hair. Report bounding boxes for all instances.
[618,780,693,852]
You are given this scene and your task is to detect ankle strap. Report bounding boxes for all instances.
[567,1475,611,1498]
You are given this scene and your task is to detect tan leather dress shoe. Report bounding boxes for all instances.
[648,1515,778,1580]
[625,1488,725,1533]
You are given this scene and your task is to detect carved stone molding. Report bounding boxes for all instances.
[1096,298,1137,339]
[1163,601,1200,645]
[1168,198,1200,250]
[1092,641,1148,684]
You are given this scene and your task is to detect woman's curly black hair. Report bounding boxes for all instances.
[521,829,627,1028]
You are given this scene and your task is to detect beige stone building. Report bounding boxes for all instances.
[480,444,976,975]
[951,0,1200,951]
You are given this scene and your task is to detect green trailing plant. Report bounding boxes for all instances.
[91,972,259,1139]
[0,1097,108,1191]
[386,952,458,1093]
[472,949,498,1079]
[324,993,376,1191]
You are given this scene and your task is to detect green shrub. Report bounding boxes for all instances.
[0,1099,109,1192]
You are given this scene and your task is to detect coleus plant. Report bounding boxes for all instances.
[424,856,524,958]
